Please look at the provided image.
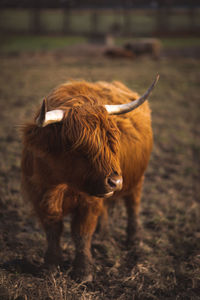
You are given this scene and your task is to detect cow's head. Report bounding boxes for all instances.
[35,75,159,198]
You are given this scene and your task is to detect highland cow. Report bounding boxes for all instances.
[124,39,162,59]
[21,75,159,281]
[104,47,135,59]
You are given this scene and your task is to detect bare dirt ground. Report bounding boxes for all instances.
[0,49,200,299]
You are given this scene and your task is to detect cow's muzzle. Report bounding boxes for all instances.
[104,174,123,196]
[88,173,123,198]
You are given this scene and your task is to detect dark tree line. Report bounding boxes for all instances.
[0,0,199,9]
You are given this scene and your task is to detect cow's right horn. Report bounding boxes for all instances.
[36,98,64,127]
[105,74,159,115]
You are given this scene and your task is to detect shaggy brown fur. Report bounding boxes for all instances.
[21,80,153,281]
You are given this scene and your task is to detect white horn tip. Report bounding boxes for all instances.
[42,110,64,127]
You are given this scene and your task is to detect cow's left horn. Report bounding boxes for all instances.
[36,98,64,127]
[105,74,159,115]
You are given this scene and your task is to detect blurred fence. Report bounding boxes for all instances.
[0,7,200,37]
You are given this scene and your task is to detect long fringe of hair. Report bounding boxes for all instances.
[62,105,121,175]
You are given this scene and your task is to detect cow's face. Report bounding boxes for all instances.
[61,105,122,197]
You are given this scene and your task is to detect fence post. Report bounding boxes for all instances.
[63,8,71,34]
[63,0,73,34]
[155,0,171,34]
[188,0,197,33]
[123,9,131,35]
[30,0,41,34]
[122,0,132,35]
[90,10,99,34]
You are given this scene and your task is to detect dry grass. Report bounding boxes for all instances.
[0,48,200,299]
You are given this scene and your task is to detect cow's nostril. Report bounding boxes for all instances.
[107,177,117,188]
[106,175,123,191]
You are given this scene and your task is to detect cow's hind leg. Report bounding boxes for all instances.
[124,179,143,247]
[71,198,103,281]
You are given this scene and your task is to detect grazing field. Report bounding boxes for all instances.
[0,44,200,299]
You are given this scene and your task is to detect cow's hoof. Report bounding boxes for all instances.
[43,263,61,276]
[44,252,63,267]
[126,234,141,249]
[70,269,93,282]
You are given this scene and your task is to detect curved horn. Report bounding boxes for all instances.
[36,98,47,127]
[36,98,64,127]
[105,74,159,115]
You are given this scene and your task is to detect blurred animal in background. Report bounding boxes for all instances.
[124,38,162,59]
[21,75,159,281]
[104,47,135,59]
[104,39,161,60]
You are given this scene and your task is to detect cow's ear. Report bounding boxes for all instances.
[36,98,47,127]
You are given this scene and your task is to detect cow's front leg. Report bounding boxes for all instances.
[42,220,63,268]
[124,179,143,247]
[95,201,109,239]
[37,186,66,269]
[71,199,102,281]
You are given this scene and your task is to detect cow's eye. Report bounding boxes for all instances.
[112,170,119,176]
